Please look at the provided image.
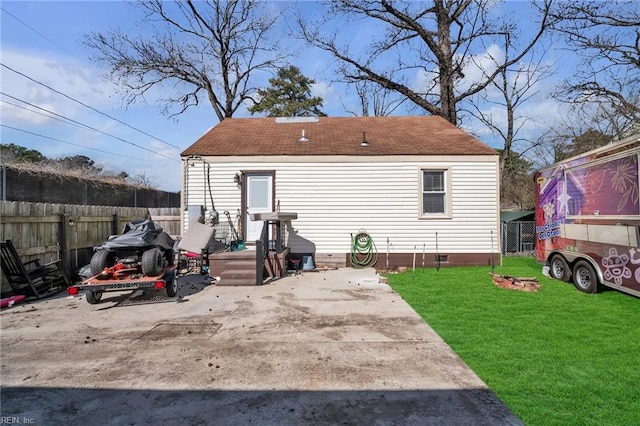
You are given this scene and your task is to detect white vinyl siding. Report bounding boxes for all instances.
[182,155,500,254]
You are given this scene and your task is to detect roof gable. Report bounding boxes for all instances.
[181,116,497,157]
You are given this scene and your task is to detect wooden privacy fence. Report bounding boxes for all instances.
[148,207,181,238]
[1,202,181,293]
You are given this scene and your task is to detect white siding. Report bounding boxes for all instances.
[182,156,500,254]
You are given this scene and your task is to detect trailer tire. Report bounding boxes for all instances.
[549,254,571,282]
[165,249,175,266]
[572,260,599,293]
[90,250,115,276]
[165,272,178,297]
[85,290,103,304]
[141,248,163,276]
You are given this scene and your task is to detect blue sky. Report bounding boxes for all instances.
[1,1,570,191]
[2,1,221,192]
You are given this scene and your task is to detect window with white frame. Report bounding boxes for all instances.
[422,169,447,215]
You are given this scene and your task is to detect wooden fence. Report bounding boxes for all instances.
[1,202,180,293]
[148,207,181,238]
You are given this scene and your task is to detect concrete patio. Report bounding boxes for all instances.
[0,267,522,425]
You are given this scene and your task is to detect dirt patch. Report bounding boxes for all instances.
[138,322,223,341]
[489,273,540,292]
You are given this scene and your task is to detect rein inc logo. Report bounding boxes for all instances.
[0,418,35,424]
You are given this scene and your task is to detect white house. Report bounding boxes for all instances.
[181,115,500,270]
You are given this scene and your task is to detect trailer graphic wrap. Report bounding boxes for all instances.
[534,136,640,297]
[602,247,632,285]
[565,155,638,216]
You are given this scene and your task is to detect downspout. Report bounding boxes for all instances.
[184,155,219,225]
[202,159,207,212]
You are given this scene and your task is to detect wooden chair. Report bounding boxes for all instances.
[1,240,70,298]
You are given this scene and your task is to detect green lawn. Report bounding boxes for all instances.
[386,257,640,426]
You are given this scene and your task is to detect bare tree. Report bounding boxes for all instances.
[465,38,553,166]
[129,170,159,189]
[345,80,408,116]
[498,151,535,210]
[296,0,554,125]
[84,0,286,121]
[530,130,570,167]
[552,1,640,138]
[531,121,616,169]
[462,30,553,208]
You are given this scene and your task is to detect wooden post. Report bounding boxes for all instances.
[255,239,264,286]
[275,220,282,253]
[60,214,72,278]
[259,221,269,253]
[112,213,119,235]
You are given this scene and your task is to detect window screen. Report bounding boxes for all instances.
[422,170,446,214]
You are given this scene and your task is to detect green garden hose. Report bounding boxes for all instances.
[350,230,378,268]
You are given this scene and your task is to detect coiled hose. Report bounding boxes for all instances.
[350,230,378,268]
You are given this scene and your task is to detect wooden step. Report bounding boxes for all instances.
[220,269,256,280]
[210,248,293,286]
[210,260,255,276]
[209,250,257,261]
[216,278,258,287]
[217,269,257,286]
[314,253,346,269]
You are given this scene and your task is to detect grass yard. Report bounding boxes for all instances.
[386,256,640,426]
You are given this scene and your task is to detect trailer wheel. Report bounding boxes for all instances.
[141,248,163,276]
[572,260,599,293]
[165,273,178,297]
[165,249,175,266]
[85,290,103,304]
[549,254,571,282]
[90,250,115,276]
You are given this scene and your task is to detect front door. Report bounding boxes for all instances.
[244,173,273,242]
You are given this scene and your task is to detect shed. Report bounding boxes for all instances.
[500,211,535,255]
[181,116,500,274]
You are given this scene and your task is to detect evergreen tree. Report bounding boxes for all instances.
[57,155,102,173]
[249,65,326,117]
[0,143,46,163]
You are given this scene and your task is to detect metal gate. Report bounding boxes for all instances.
[501,221,535,255]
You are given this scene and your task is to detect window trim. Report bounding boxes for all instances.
[419,167,452,219]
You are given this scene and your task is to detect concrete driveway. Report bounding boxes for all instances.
[1,267,522,425]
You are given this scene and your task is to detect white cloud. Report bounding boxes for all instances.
[458,44,505,93]
[1,48,115,125]
[149,139,180,160]
[411,68,437,95]
[410,44,505,96]
[311,80,338,106]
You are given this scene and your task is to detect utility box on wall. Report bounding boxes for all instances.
[187,204,205,224]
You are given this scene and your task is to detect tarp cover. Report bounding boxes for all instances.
[101,219,175,251]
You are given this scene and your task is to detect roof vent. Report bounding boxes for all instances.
[360,132,369,147]
[299,129,309,143]
[276,117,319,124]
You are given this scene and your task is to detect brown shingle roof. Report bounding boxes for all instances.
[181,116,497,157]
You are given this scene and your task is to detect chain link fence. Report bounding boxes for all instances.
[502,221,535,255]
